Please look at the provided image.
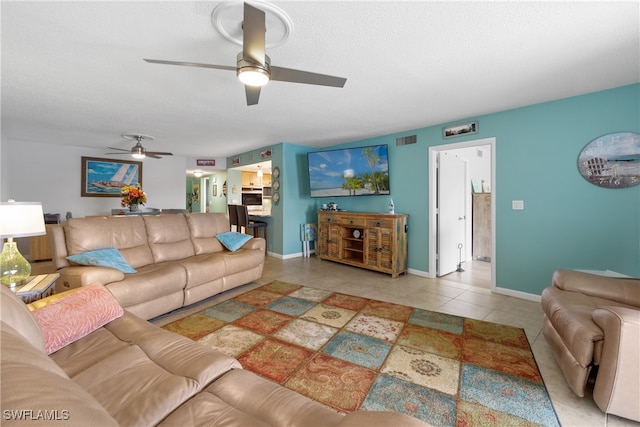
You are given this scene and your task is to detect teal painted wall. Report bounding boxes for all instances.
[233,84,640,295]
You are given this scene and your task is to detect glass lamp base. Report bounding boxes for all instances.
[0,241,32,287]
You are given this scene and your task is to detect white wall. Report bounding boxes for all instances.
[3,138,187,217]
[0,132,7,200]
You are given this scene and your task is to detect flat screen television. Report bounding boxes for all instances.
[307,144,390,198]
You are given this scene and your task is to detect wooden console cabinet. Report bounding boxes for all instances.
[317,211,408,278]
[30,224,54,262]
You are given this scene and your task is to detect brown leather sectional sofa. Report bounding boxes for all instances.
[1,285,429,426]
[541,269,640,422]
[49,213,265,320]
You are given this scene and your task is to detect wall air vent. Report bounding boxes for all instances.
[396,135,417,146]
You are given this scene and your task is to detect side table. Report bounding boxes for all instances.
[11,273,60,303]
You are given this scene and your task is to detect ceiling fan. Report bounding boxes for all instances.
[106,134,173,159]
[143,2,347,106]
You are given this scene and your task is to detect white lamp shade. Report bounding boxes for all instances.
[0,202,46,238]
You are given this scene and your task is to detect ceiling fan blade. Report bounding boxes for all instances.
[270,66,347,88]
[245,85,261,106]
[242,3,266,65]
[104,152,130,155]
[106,147,132,152]
[146,153,162,159]
[143,59,236,72]
[146,151,173,156]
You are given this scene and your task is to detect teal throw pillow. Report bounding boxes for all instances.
[216,232,253,252]
[66,248,136,273]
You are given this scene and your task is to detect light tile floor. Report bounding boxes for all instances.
[253,257,638,427]
[33,257,639,426]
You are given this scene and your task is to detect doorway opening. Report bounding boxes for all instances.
[428,137,496,289]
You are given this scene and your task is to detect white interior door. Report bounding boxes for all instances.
[437,150,466,276]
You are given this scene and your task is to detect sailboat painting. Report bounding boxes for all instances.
[81,157,143,197]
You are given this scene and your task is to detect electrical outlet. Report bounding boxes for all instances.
[512,200,524,210]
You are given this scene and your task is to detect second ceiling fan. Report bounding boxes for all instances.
[143,2,347,106]
[106,134,173,159]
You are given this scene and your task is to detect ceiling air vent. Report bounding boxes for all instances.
[396,135,417,146]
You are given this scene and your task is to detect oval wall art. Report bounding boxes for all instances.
[577,132,640,189]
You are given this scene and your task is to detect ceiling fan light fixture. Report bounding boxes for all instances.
[131,143,146,159]
[193,170,203,178]
[238,67,270,87]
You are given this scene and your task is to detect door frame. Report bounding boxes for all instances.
[428,137,496,289]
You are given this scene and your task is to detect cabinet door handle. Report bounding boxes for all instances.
[349,220,353,224]
[376,222,380,227]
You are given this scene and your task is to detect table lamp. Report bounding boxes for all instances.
[0,201,46,287]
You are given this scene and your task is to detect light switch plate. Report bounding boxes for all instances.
[512,200,524,210]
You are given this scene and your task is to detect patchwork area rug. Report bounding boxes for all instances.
[163,281,559,426]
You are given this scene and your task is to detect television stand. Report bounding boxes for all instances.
[317,211,408,278]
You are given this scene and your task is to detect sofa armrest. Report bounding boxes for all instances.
[241,237,266,252]
[552,269,640,307]
[592,306,640,422]
[56,266,125,293]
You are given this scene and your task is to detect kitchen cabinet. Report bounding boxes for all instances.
[317,211,408,278]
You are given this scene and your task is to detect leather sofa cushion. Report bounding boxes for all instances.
[144,214,196,262]
[159,369,345,427]
[2,323,118,426]
[64,216,154,268]
[51,311,241,426]
[186,212,229,255]
[179,254,227,288]
[222,250,266,275]
[105,262,186,311]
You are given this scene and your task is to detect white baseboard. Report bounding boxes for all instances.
[407,268,430,278]
[494,286,541,303]
[267,250,316,260]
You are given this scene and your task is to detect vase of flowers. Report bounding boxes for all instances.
[121,185,147,212]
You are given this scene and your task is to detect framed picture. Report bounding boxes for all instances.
[196,159,216,166]
[261,148,272,158]
[81,157,142,197]
[577,132,640,188]
[192,183,200,202]
[231,157,240,165]
[443,121,478,139]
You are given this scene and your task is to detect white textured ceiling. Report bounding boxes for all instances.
[2,1,639,159]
